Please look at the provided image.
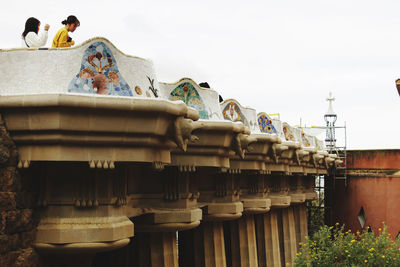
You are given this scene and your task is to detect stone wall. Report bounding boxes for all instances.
[0,115,40,267]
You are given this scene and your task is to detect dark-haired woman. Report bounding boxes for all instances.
[21,17,50,48]
[52,15,80,48]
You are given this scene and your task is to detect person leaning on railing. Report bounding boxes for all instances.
[52,15,80,48]
[21,17,50,48]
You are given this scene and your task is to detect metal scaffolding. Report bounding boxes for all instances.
[304,92,347,229]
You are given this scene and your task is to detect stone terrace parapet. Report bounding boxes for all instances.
[0,37,338,267]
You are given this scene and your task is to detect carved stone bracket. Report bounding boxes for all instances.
[233,133,257,159]
[228,168,241,174]
[152,161,165,171]
[164,170,180,201]
[178,165,196,173]
[172,116,203,152]
[162,167,198,202]
[74,169,99,208]
[113,168,127,207]
[215,174,228,198]
[17,160,30,168]
[89,160,115,169]
[296,150,309,165]
[269,143,279,163]
[267,175,291,208]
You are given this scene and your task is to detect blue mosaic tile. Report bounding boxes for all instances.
[169,82,209,119]
[257,113,277,134]
[68,41,133,96]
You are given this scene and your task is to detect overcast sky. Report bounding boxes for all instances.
[1,0,399,149]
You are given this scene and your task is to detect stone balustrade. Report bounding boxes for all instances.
[0,38,338,267]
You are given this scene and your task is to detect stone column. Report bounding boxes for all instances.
[30,163,133,267]
[281,206,297,265]
[226,215,258,267]
[128,164,202,267]
[255,210,281,267]
[179,221,226,267]
[39,254,96,267]
[132,231,178,267]
[293,203,308,247]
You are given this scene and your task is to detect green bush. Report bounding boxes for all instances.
[294,223,400,266]
[306,200,325,237]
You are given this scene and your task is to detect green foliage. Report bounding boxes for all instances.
[306,199,324,237]
[294,223,400,266]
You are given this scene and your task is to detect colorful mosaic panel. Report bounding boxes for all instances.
[301,132,311,147]
[282,123,296,141]
[68,41,133,96]
[257,113,277,134]
[222,101,249,126]
[169,82,209,119]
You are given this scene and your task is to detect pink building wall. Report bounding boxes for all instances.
[331,149,400,238]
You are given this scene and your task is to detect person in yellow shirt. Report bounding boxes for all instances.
[52,15,80,48]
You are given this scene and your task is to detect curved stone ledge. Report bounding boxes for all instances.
[304,167,318,175]
[0,94,198,164]
[269,195,291,208]
[171,121,247,168]
[135,221,201,232]
[132,208,202,224]
[35,215,133,244]
[242,198,271,214]
[266,163,291,174]
[203,212,243,221]
[289,193,306,204]
[131,207,202,232]
[289,165,306,174]
[131,208,202,232]
[243,207,271,215]
[305,191,318,201]
[201,202,243,221]
[229,133,279,171]
[33,238,130,254]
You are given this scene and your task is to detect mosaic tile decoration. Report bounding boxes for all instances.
[301,131,311,147]
[310,136,317,147]
[147,76,159,98]
[282,122,296,141]
[68,41,133,96]
[169,82,209,119]
[315,137,325,150]
[270,119,286,140]
[221,100,249,126]
[257,112,278,134]
[305,132,317,148]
